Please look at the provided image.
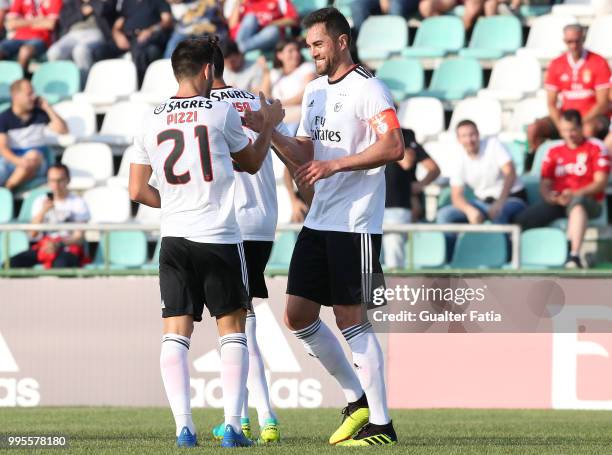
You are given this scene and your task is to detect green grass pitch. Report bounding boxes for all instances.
[1,408,612,453]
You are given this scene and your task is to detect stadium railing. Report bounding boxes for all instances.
[0,223,521,273]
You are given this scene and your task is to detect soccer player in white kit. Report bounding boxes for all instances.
[208,44,292,444]
[246,7,404,446]
[128,36,284,448]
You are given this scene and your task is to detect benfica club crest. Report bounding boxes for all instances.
[582,69,592,84]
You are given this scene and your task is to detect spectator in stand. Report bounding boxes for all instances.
[384,128,440,270]
[527,24,610,158]
[8,164,91,269]
[517,110,610,269]
[0,0,9,40]
[164,0,228,58]
[270,38,315,134]
[221,39,269,94]
[0,0,62,73]
[436,120,526,254]
[350,0,419,31]
[418,0,502,30]
[111,0,174,84]
[46,0,118,83]
[228,0,298,53]
[0,80,68,191]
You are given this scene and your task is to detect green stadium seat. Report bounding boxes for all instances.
[522,174,542,205]
[420,57,482,101]
[17,187,49,222]
[87,231,148,269]
[437,185,476,208]
[405,231,446,269]
[376,58,424,102]
[357,16,408,62]
[459,16,522,60]
[0,61,23,105]
[0,231,30,264]
[402,16,464,58]
[143,237,161,270]
[519,4,552,17]
[450,233,507,269]
[529,140,562,176]
[266,231,297,271]
[0,188,13,223]
[520,227,567,269]
[32,61,80,104]
[293,0,328,16]
[503,141,526,175]
[334,0,354,20]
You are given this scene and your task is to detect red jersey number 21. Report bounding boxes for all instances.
[157,126,213,184]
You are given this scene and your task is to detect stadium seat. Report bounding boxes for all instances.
[0,188,13,223]
[458,16,522,60]
[585,15,612,59]
[501,97,548,143]
[73,59,138,113]
[107,145,136,189]
[551,0,605,18]
[90,101,151,146]
[0,62,23,105]
[129,59,178,105]
[31,61,80,105]
[405,231,446,269]
[477,56,542,102]
[376,58,424,101]
[516,14,577,61]
[61,143,114,191]
[522,174,542,205]
[293,0,328,16]
[420,57,483,101]
[0,231,29,264]
[266,231,297,270]
[17,187,49,222]
[357,16,408,64]
[334,0,354,21]
[450,233,507,269]
[397,97,445,143]
[402,16,464,58]
[448,97,502,137]
[49,100,96,145]
[529,140,563,176]
[89,231,148,269]
[143,237,161,270]
[520,227,567,269]
[422,140,459,179]
[135,203,161,225]
[503,141,526,176]
[83,186,131,223]
[437,185,476,208]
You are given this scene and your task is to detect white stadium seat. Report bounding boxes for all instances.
[585,15,612,58]
[135,203,161,224]
[477,55,542,102]
[423,140,457,180]
[90,101,151,146]
[73,59,138,113]
[130,59,178,105]
[83,186,131,223]
[397,97,445,143]
[107,145,136,189]
[552,0,611,19]
[61,143,114,191]
[46,100,97,146]
[448,97,502,137]
[500,97,549,143]
[516,14,577,61]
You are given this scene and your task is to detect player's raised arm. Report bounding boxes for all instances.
[231,92,284,174]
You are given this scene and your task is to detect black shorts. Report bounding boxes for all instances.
[243,240,273,299]
[159,237,250,321]
[287,227,385,307]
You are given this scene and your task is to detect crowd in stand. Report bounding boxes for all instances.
[1,0,612,270]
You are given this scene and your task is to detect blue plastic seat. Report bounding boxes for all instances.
[405,231,446,269]
[450,233,508,269]
[0,231,30,264]
[402,16,464,58]
[266,231,297,271]
[503,141,526,176]
[357,15,408,61]
[459,16,522,60]
[32,61,80,104]
[420,57,482,101]
[17,187,50,222]
[529,140,563,176]
[0,188,13,223]
[0,61,23,105]
[376,58,424,101]
[520,227,567,269]
[87,231,148,269]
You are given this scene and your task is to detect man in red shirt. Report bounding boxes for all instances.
[517,110,610,268]
[0,0,62,72]
[527,24,610,160]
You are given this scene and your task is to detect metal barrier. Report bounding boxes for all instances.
[0,222,521,271]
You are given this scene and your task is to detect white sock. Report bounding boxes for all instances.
[246,312,276,426]
[220,333,249,434]
[342,322,390,425]
[293,318,363,403]
[241,389,249,420]
[160,333,195,436]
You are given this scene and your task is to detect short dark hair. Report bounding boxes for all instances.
[171,36,219,80]
[273,38,303,69]
[302,7,352,45]
[48,163,71,181]
[455,119,479,132]
[561,109,582,127]
[221,39,241,58]
[212,37,225,79]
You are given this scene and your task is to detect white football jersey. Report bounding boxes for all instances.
[131,96,249,243]
[210,86,290,241]
[297,65,395,234]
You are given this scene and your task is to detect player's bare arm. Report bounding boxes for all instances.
[231,92,284,174]
[295,127,404,187]
[128,163,161,208]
